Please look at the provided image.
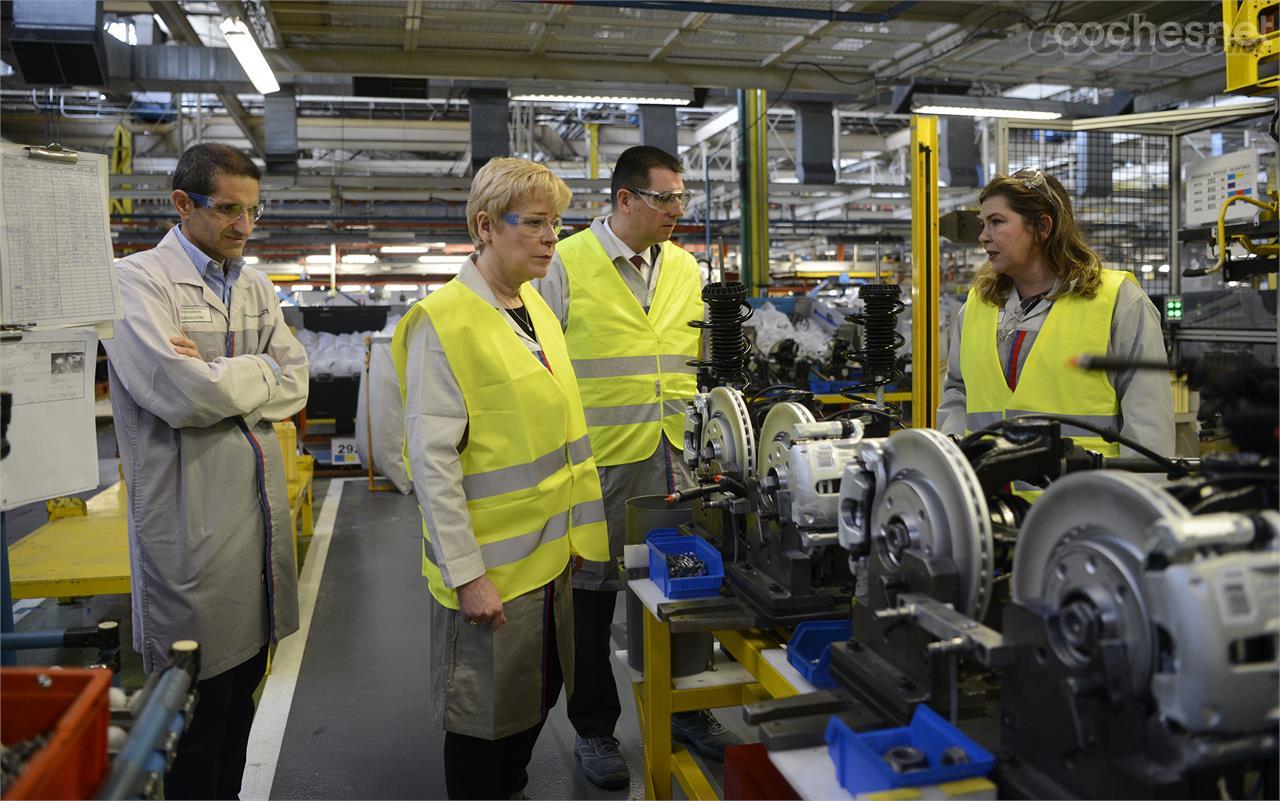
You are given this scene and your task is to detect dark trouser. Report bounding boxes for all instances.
[443,593,564,800]
[567,587,621,738]
[164,644,269,800]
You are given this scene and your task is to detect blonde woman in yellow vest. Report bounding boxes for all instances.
[937,169,1173,459]
[534,146,739,787]
[391,157,608,800]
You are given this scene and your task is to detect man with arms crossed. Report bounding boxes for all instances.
[104,143,308,799]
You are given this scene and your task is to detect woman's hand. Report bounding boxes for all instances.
[457,574,506,630]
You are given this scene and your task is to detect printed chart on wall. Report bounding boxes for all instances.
[1184,148,1261,228]
[0,143,122,328]
[0,329,100,509]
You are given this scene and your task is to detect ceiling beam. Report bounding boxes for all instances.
[529,3,571,57]
[150,1,267,157]
[267,47,873,96]
[648,12,711,63]
[760,1,856,68]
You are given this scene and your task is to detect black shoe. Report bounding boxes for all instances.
[574,735,630,790]
[671,710,743,761]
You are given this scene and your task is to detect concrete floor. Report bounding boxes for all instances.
[7,462,752,799]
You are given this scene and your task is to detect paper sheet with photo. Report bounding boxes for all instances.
[0,328,100,510]
[0,143,122,328]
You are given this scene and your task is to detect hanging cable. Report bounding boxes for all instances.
[690,281,752,387]
[840,283,905,397]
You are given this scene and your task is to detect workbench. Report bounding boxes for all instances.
[7,455,314,600]
[626,577,996,801]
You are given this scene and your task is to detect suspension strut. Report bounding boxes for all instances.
[689,281,753,388]
[840,283,905,399]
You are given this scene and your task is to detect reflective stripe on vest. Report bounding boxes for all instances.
[959,268,1135,457]
[391,278,609,608]
[557,229,703,467]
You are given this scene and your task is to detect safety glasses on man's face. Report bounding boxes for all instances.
[624,186,692,212]
[183,190,265,223]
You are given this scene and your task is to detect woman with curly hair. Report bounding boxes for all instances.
[937,169,1173,457]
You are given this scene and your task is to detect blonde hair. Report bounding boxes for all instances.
[465,158,572,252]
[971,170,1104,305]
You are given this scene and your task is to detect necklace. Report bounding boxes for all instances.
[505,304,537,340]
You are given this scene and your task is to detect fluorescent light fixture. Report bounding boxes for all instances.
[910,92,1065,121]
[914,104,1062,121]
[1140,264,1154,273]
[509,82,692,106]
[1158,264,1170,274]
[385,284,422,292]
[339,284,369,291]
[426,283,446,290]
[290,284,314,292]
[418,255,462,266]
[341,254,378,264]
[304,254,334,264]
[512,93,690,106]
[219,17,279,94]
[380,245,431,254]
[241,256,260,265]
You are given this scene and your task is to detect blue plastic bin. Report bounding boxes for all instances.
[786,620,852,689]
[646,529,724,600]
[825,705,994,795]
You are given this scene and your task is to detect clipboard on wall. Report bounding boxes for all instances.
[0,143,120,510]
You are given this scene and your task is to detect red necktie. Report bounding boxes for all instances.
[630,254,646,271]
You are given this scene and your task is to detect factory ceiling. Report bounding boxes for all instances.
[0,1,1240,271]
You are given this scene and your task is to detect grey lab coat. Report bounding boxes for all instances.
[104,227,309,679]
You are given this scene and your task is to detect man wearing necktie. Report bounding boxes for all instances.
[536,146,740,789]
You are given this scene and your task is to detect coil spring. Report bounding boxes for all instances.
[689,281,753,387]
[840,283,905,397]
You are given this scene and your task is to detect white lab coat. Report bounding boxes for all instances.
[104,227,308,679]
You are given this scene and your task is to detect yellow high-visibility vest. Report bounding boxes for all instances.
[391,279,609,608]
[555,230,703,467]
[960,268,1138,457]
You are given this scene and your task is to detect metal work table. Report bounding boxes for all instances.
[626,577,814,800]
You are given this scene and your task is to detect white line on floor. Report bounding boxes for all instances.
[10,598,45,625]
[241,478,352,800]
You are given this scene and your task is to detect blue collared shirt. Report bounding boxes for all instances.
[172,225,280,383]
[174,224,243,307]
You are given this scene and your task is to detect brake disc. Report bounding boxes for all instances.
[1013,471,1189,694]
[756,401,816,479]
[700,386,755,475]
[869,429,994,619]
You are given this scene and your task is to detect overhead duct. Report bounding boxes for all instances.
[467,89,509,174]
[639,104,679,157]
[794,101,835,184]
[264,86,299,175]
[939,117,980,188]
[1073,132,1113,198]
[352,77,430,100]
[9,0,109,87]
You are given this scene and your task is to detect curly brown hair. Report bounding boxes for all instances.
[971,170,1104,305]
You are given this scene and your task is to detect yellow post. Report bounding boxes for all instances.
[910,115,940,429]
[587,122,600,180]
[745,88,770,292]
[110,123,133,217]
[641,607,673,799]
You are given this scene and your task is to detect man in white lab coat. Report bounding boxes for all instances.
[103,143,308,800]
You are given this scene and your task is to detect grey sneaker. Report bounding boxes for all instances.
[671,710,743,761]
[574,735,630,790]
